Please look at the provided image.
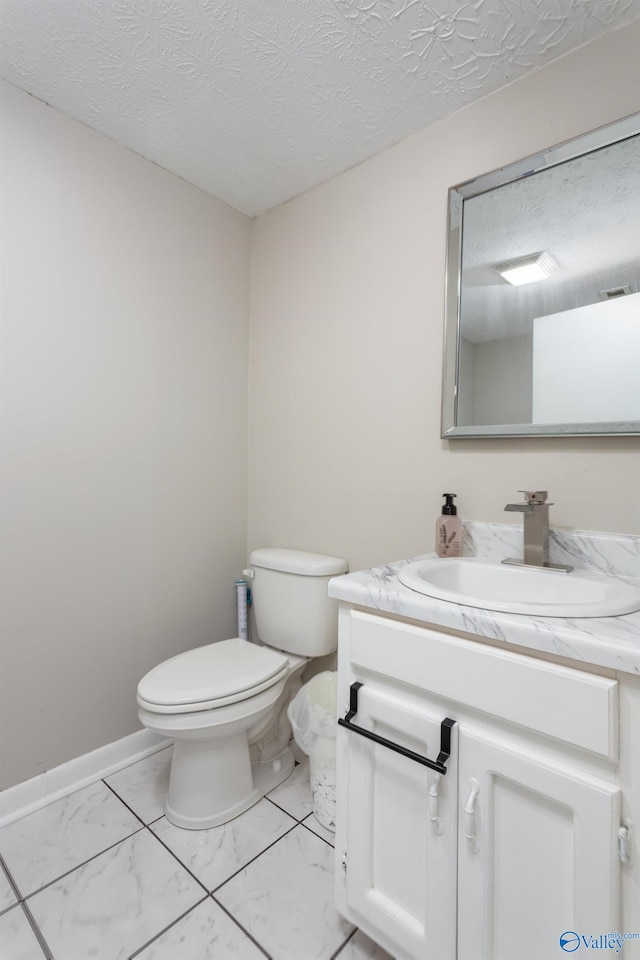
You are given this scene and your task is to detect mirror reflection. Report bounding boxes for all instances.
[443,116,640,438]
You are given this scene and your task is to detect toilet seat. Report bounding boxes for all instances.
[137,638,289,715]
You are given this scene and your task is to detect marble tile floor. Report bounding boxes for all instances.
[0,747,393,960]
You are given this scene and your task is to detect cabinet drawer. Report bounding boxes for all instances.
[349,611,618,759]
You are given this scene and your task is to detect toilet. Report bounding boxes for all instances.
[137,548,347,829]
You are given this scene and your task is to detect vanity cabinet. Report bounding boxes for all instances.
[335,607,636,960]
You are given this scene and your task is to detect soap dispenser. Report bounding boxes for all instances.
[436,494,462,558]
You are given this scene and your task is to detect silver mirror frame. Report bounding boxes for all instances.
[442,113,640,439]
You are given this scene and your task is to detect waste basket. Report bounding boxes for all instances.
[287,671,337,831]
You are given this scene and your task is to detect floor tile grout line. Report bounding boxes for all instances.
[20,897,54,960]
[145,826,213,897]
[212,819,353,960]
[263,793,311,823]
[299,817,336,848]
[263,793,336,847]
[102,778,157,828]
[209,821,299,896]
[330,927,359,960]
[20,824,146,902]
[210,892,274,960]
[0,851,23,903]
[126,894,210,959]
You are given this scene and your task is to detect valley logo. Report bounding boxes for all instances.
[559,932,581,952]
[560,931,640,953]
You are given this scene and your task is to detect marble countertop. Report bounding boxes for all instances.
[328,554,640,676]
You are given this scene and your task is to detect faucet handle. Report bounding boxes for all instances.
[518,490,549,505]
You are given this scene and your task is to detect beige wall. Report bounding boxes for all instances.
[249,23,640,573]
[0,83,252,789]
[473,335,533,427]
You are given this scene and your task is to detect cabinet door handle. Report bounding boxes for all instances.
[428,773,444,835]
[338,682,456,775]
[464,777,480,853]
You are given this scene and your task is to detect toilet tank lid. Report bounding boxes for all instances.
[249,548,348,577]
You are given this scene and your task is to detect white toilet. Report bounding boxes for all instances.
[137,548,347,830]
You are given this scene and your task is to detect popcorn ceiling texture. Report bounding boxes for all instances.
[1,0,639,215]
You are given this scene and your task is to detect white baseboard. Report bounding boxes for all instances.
[0,730,172,828]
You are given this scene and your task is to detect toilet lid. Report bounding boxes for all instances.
[137,638,289,708]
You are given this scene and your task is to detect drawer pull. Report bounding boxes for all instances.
[338,682,456,775]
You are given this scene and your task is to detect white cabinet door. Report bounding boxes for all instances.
[339,681,458,960]
[457,728,621,960]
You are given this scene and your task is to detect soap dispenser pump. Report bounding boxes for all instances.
[436,493,462,558]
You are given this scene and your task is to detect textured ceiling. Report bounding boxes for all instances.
[1,0,640,216]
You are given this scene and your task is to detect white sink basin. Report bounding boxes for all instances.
[397,557,640,618]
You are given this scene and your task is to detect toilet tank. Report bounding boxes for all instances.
[249,548,348,656]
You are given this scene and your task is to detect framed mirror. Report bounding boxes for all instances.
[442,114,640,438]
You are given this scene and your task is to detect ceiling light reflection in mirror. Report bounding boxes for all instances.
[442,115,640,438]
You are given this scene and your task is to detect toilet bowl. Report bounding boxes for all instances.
[138,637,307,829]
[137,549,348,830]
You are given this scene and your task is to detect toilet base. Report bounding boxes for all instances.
[164,740,295,830]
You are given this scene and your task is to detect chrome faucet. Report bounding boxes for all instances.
[502,491,572,572]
